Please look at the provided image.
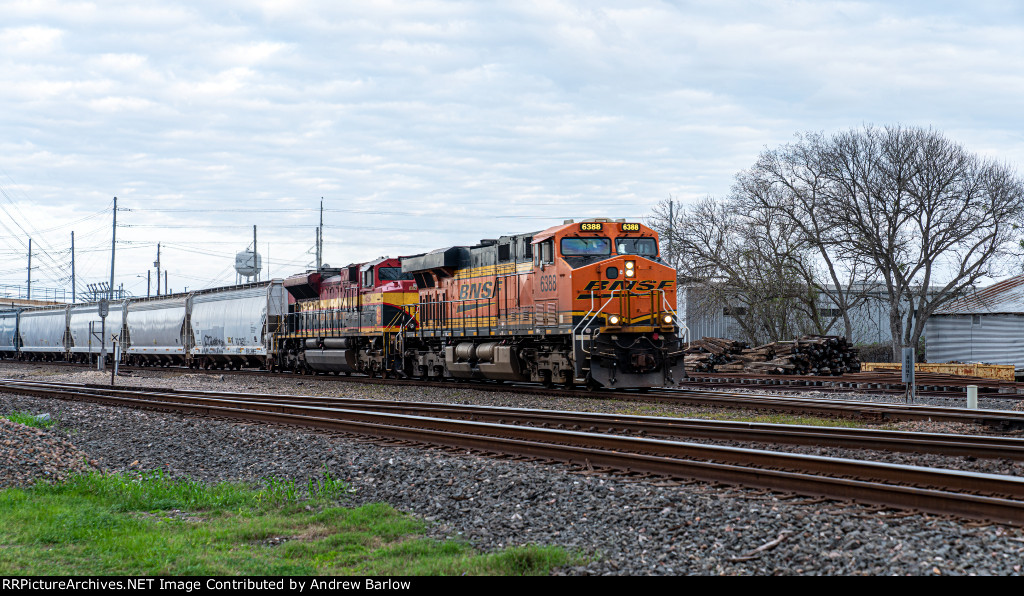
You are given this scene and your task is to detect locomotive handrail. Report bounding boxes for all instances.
[572,292,600,340]
[572,289,622,357]
[659,290,688,345]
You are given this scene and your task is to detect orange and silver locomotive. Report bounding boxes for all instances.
[400,218,684,388]
[276,218,683,388]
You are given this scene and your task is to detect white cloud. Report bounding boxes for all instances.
[1,0,1023,292]
[0,25,64,54]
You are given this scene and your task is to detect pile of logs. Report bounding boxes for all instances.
[683,335,861,376]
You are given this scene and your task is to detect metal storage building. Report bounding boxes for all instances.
[680,282,907,346]
[924,276,1024,372]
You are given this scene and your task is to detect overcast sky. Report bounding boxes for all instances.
[2,0,1023,298]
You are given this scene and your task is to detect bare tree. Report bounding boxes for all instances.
[817,125,1024,359]
[650,196,823,345]
[733,132,875,342]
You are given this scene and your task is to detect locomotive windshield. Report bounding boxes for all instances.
[615,237,658,257]
[378,267,414,281]
[560,237,611,257]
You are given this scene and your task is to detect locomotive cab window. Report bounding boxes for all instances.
[561,237,611,257]
[378,267,412,282]
[615,237,658,257]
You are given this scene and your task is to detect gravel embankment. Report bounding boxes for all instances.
[1,363,1023,575]
[0,417,99,488]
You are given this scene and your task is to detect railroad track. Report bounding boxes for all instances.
[12,379,1024,460]
[681,371,1024,398]
[6,360,1024,429]
[4,378,1024,527]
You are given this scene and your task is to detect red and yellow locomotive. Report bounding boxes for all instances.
[277,218,684,389]
[278,257,418,375]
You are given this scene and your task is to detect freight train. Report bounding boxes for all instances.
[0,219,685,389]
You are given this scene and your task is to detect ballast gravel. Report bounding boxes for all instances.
[1,363,1023,576]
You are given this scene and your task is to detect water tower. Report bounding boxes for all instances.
[235,249,262,284]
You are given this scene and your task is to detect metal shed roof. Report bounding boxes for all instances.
[934,276,1024,315]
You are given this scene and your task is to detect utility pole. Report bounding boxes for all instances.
[26,238,31,300]
[100,197,117,371]
[154,243,161,296]
[164,271,167,295]
[147,270,151,297]
[109,197,116,300]
[318,198,324,270]
[71,231,75,303]
[253,224,258,282]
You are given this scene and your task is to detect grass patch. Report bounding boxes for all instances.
[693,412,864,427]
[3,411,55,428]
[0,469,579,576]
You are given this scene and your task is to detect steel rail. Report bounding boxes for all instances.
[648,387,1024,430]
[5,360,1024,429]
[3,380,1024,526]
[6,379,1024,461]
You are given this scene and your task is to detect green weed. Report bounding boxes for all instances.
[3,411,55,429]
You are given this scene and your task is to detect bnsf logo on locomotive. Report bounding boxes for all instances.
[581,280,674,292]
[458,280,500,300]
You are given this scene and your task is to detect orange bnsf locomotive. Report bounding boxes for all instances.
[277,219,684,389]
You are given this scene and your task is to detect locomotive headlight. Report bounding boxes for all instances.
[663,315,674,325]
[608,315,621,326]
[625,261,635,277]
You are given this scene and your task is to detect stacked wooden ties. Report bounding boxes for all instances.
[683,335,861,376]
